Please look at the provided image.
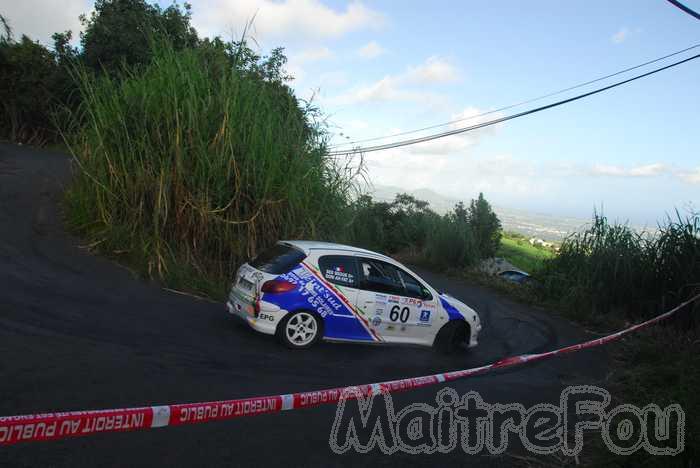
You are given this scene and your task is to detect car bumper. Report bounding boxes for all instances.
[226,300,281,336]
[468,322,482,348]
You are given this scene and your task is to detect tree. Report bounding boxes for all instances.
[0,34,61,142]
[467,192,502,258]
[0,14,11,43]
[80,0,198,73]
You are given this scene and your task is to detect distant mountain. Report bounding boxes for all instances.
[367,184,591,242]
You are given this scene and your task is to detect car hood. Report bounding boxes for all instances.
[439,293,479,324]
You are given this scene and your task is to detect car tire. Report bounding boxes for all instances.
[434,320,469,354]
[277,310,323,349]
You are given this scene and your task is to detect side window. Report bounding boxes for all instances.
[398,270,432,300]
[357,258,405,295]
[318,255,359,288]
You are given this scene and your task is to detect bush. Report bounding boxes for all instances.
[346,192,501,270]
[424,213,480,268]
[65,40,358,294]
[539,211,700,320]
[0,30,69,144]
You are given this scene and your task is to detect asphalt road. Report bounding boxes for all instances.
[0,144,607,467]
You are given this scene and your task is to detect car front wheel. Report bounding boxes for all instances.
[434,320,469,354]
[277,311,322,349]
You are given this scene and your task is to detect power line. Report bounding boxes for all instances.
[666,0,700,20]
[328,52,700,156]
[330,43,700,149]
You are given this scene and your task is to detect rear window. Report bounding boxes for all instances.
[318,255,359,287]
[250,244,306,274]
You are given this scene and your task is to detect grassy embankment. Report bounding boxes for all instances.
[64,41,359,299]
[496,232,555,272]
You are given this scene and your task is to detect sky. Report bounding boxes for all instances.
[4,0,700,225]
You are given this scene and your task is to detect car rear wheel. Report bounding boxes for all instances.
[434,320,469,354]
[277,311,322,349]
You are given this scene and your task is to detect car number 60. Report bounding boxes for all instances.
[390,305,410,323]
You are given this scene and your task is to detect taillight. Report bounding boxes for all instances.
[261,279,296,294]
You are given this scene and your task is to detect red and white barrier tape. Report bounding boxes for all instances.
[1,294,698,446]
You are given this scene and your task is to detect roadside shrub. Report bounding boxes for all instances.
[424,213,480,268]
[65,40,359,293]
[0,31,68,144]
[346,192,500,270]
[539,211,700,320]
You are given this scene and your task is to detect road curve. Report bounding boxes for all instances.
[0,144,607,467]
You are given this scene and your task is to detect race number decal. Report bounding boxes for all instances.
[389,305,410,323]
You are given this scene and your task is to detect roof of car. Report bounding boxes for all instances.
[280,240,392,260]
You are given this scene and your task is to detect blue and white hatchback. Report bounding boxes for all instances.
[226,241,482,353]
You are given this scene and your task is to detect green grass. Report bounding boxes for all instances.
[539,212,700,319]
[63,40,360,298]
[496,235,554,273]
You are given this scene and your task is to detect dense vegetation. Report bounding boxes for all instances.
[0,17,74,143]
[539,212,700,321]
[64,40,358,293]
[347,193,501,269]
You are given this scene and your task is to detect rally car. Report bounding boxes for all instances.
[226,241,482,353]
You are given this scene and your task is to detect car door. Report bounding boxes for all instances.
[313,253,370,341]
[355,257,437,343]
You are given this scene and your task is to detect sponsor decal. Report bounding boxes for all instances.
[258,313,275,322]
[388,296,400,304]
[419,310,431,322]
[400,297,422,307]
[324,268,355,285]
[371,316,381,327]
[387,325,395,331]
[300,263,382,342]
[278,268,345,318]
[374,308,384,316]
[375,294,387,303]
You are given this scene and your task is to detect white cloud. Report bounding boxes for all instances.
[354,105,533,198]
[677,167,700,185]
[318,71,349,87]
[292,46,333,63]
[329,76,430,104]
[1,0,88,45]
[192,0,384,43]
[335,77,402,103]
[287,47,333,81]
[403,56,459,84]
[358,40,386,59]
[366,147,544,200]
[328,56,460,105]
[611,27,629,44]
[590,163,668,177]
